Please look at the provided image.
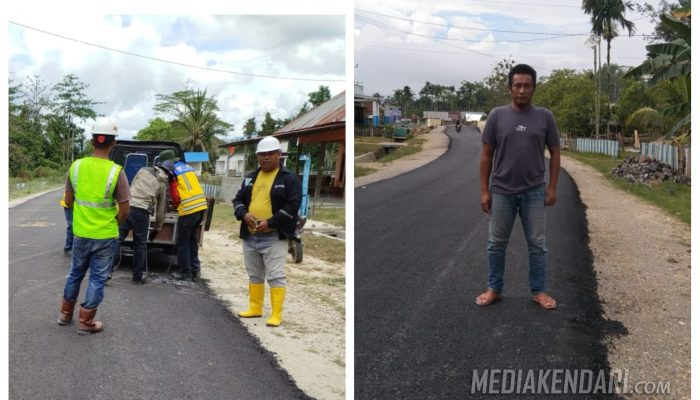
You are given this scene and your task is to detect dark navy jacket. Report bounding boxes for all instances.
[232,166,302,240]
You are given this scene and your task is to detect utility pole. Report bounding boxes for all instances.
[586,34,601,139]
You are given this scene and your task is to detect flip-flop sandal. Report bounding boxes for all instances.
[532,293,557,310]
[475,291,501,306]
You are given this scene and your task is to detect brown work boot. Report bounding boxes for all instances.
[77,307,104,335]
[57,298,76,326]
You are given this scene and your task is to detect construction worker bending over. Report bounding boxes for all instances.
[57,123,130,334]
[233,136,301,327]
[114,158,175,283]
[166,150,208,282]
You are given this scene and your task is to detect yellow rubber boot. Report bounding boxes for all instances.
[238,283,264,318]
[266,287,286,327]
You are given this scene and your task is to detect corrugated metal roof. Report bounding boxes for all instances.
[220,90,346,148]
[276,90,345,134]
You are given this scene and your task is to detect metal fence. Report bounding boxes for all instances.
[640,142,691,176]
[202,183,222,200]
[572,138,619,157]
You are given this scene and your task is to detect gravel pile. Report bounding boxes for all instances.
[611,155,690,185]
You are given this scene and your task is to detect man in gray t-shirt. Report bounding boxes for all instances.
[476,64,561,310]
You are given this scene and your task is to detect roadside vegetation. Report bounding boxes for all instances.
[355,166,377,178]
[9,172,65,201]
[563,150,690,224]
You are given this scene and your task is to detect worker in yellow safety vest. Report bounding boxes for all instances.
[160,149,208,282]
[57,123,131,334]
[59,193,73,254]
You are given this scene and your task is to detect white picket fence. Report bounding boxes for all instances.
[573,138,619,157]
[640,142,691,176]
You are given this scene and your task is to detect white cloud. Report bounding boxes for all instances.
[354,0,655,97]
[9,14,345,141]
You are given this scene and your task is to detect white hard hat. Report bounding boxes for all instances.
[256,136,281,153]
[91,123,119,136]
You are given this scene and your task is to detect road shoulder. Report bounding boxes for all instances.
[561,155,690,399]
[354,126,449,187]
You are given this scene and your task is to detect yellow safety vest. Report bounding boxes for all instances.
[173,162,208,216]
[69,157,121,239]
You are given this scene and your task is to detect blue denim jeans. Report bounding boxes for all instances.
[487,184,548,294]
[63,207,73,250]
[63,237,117,309]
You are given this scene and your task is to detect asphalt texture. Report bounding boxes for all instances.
[355,125,626,400]
[9,190,310,400]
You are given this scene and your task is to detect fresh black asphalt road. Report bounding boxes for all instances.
[9,190,309,400]
[355,125,625,399]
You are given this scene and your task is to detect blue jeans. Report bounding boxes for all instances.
[63,237,116,309]
[63,207,73,250]
[115,207,150,277]
[177,211,204,276]
[487,184,548,294]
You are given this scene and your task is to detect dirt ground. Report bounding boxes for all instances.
[560,156,690,400]
[356,126,690,399]
[199,220,346,400]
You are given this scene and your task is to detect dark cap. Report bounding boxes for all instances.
[158,149,180,162]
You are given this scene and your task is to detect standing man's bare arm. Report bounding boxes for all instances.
[480,143,495,213]
[546,146,560,206]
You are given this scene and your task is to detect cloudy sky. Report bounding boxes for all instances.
[8,14,345,141]
[354,0,661,97]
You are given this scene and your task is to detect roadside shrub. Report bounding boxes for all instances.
[33,166,52,178]
[15,169,33,179]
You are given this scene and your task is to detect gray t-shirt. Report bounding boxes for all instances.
[482,104,560,194]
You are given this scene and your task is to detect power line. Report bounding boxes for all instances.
[356,15,577,43]
[356,8,654,38]
[356,8,588,36]
[9,21,344,83]
[356,42,644,60]
[460,0,580,8]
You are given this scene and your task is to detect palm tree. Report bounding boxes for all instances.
[625,14,690,138]
[582,0,635,136]
[154,88,224,153]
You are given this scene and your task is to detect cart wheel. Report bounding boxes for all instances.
[290,240,303,263]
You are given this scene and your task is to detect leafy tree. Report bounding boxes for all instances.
[134,118,184,142]
[51,74,102,163]
[242,117,257,139]
[308,85,331,107]
[295,103,310,118]
[582,0,636,136]
[625,14,690,138]
[260,112,277,136]
[482,58,516,111]
[634,0,690,43]
[154,87,229,153]
[535,69,597,136]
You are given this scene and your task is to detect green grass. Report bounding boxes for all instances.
[309,206,345,227]
[355,136,387,156]
[208,202,345,264]
[301,234,345,265]
[379,137,426,163]
[9,175,65,200]
[563,150,690,225]
[355,165,377,177]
